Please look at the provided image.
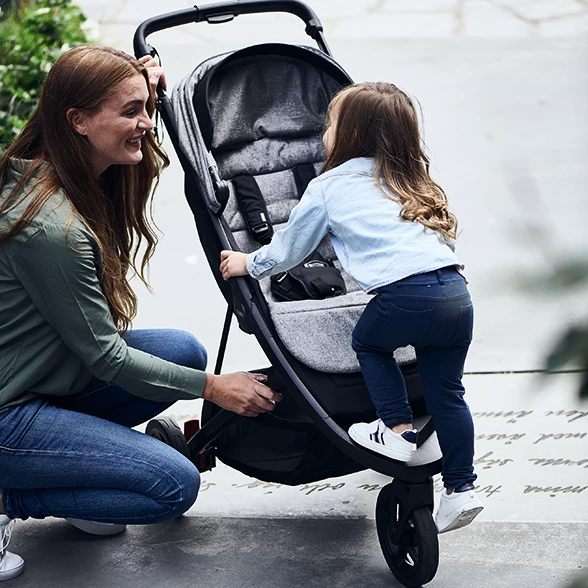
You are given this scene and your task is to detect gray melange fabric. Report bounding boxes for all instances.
[215,137,325,179]
[223,163,322,237]
[258,278,415,373]
[172,51,231,213]
[171,45,416,373]
[209,55,336,151]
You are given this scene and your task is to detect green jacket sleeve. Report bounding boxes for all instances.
[11,222,206,402]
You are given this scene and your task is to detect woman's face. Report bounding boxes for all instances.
[70,74,153,175]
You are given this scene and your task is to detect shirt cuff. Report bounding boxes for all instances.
[246,250,277,279]
[179,367,207,399]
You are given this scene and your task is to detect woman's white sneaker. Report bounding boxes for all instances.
[435,484,484,534]
[348,419,417,461]
[66,519,127,536]
[0,515,24,581]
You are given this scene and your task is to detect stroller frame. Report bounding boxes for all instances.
[134,3,443,586]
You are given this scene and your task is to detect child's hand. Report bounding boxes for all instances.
[220,250,248,280]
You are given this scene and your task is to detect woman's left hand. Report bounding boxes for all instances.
[138,54,167,96]
[220,250,249,280]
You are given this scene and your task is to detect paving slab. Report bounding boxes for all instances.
[5,518,587,588]
[76,0,588,43]
[539,11,588,35]
[461,1,535,37]
[509,0,587,21]
[382,0,460,12]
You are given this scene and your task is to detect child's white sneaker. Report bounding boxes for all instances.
[348,419,417,461]
[0,514,24,581]
[406,431,442,467]
[66,519,127,536]
[435,483,484,534]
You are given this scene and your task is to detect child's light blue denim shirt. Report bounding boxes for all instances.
[246,157,460,293]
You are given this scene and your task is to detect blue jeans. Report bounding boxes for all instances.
[0,329,207,524]
[352,267,476,488]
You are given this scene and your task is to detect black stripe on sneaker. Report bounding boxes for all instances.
[370,430,385,446]
[375,431,380,445]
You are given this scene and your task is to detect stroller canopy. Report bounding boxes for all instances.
[172,44,416,373]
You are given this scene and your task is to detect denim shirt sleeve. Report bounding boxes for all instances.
[246,180,329,280]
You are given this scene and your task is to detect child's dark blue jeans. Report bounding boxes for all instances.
[352,265,476,489]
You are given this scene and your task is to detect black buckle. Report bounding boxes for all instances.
[251,222,270,237]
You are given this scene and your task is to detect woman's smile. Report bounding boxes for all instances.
[70,74,153,175]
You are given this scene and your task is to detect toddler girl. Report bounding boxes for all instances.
[220,82,483,534]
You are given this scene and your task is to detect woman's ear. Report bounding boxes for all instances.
[66,108,87,136]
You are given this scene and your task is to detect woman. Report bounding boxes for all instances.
[0,45,280,581]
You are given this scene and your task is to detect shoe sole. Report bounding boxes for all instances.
[0,559,24,581]
[66,519,127,536]
[348,427,415,461]
[437,506,484,534]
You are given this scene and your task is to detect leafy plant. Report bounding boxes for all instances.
[0,0,91,153]
[543,261,588,399]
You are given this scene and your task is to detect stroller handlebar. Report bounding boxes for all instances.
[133,0,331,59]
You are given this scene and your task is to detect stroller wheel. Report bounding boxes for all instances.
[146,417,191,459]
[376,484,439,587]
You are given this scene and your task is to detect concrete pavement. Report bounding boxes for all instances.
[7,1,588,586]
[5,518,588,587]
[77,0,588,52]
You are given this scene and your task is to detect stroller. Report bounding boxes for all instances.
[135,2,443,586]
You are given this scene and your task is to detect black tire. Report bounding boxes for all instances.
[146,417,191,459]
[376,484,439,587]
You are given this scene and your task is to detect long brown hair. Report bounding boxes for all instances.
[322,82,457,240]
[0,45,169,332]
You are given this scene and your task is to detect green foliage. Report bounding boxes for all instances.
[543,261,588,399]
[0,0,91,153]
[546,325,588,398]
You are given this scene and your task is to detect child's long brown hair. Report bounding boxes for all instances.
[321,82,457,241]
[0,45,169,332]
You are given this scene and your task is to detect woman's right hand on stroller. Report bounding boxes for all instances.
[202,372,281,417]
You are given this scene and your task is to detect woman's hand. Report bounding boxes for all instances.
[220,250,249,280]
[138,54,167,96]
[202,372,282,417]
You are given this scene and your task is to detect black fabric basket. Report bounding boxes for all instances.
[213,412,365,485]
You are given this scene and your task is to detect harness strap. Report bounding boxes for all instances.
[232,174,273,245]
[293,163,317,198]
